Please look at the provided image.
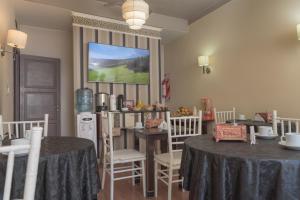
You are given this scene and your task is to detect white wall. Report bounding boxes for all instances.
[0,0,15,121]
[20,25,74,136]
[165,0,300,118]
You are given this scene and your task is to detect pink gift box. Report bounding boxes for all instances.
[214,124,247,142]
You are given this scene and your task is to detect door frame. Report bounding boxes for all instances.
[15,54,61,136]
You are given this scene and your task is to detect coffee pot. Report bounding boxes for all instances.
[95,93,109,112]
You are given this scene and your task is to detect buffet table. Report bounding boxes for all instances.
[0,137,100,200]
[181,135,300,200]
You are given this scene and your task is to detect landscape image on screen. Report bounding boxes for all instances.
[88,43,150,84]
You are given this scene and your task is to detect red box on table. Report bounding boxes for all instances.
[214,124,247,142]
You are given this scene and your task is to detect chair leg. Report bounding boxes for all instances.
[101,160,106,189]
[141,160,146,197]
[132,162,135,186]
[110,164,114,200]
[168,167,173,200]
[154,161,158,197]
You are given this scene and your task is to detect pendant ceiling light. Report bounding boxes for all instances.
[122,0,149,30]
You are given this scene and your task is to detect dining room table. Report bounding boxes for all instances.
[181,134,300,200]
[123,127,168,197]
[0,136,100,200]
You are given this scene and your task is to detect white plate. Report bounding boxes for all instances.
[278,141,300,151]
[255,133,278,140]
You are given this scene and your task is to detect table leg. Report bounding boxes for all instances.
[145,137,155,197]
[134,133,141,184]
[145,138,168,197]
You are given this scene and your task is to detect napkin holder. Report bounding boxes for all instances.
[214,124,247,142]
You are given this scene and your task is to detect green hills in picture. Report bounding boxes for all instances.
[88,43,150,85]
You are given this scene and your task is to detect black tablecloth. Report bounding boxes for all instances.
[181,135,300,200]
[0,137,100,200]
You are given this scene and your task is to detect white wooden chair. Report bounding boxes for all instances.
[214,107,236,124]
[0,114,49,139]
[0,127,43,200]
[272,110,300,136]
[101,112,146,200]
[154,111,202,200]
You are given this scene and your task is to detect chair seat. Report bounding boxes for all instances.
[154,151,182,167]
[107,149,146,163]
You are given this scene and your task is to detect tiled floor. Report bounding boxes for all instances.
[98,175,189,200]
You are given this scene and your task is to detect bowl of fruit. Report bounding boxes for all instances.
[172,107,193,117]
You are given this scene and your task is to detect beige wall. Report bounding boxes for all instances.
[20,25,74,136]
[165,0,300,118]
[0,0,15,121]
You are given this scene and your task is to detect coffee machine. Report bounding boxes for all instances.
[95,93,109,112]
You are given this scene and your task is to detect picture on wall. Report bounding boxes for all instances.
[88,43,150,84]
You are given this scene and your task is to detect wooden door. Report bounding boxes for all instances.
[19,55,60,136]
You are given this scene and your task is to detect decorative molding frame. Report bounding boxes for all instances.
[72,12,162,39]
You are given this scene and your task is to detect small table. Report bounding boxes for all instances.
[126,128,168,197]
[181,135,300,200]
[0,137,100,200]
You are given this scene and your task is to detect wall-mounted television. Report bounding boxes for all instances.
[88,42,150,84]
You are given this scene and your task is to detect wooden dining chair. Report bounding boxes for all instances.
[272,110,300,136]
[0,114,49,139]
[214,107,236,124]
[0,127,43,200]
[154,111,202,200]
[101,112,146,200]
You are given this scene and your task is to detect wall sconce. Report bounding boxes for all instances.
[0,29,27,57]
[297,24,300,40]
[198,56,212,74]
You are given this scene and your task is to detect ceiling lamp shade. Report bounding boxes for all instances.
[7,29,27,49]
[122,0,149,30]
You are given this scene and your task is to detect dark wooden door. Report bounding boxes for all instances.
[19,55,60,136]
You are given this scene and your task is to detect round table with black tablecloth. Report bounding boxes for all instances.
[0,137,100,200]
[180,135,300,200]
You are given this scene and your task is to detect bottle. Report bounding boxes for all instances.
[193,106,197,116]
[117,95,124,111]
[110,94,116,111]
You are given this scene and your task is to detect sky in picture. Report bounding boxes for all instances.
[89,43,149,60]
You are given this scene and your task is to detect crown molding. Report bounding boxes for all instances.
[72,11,162,39]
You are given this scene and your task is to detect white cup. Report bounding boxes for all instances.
[239,114,246,120]
[135,122,143,128]
[11,138,30,145]
[281,133,300,146]
[159,121,168,130]
[258,126,273,136]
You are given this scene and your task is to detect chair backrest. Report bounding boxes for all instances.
[214,107,236,124]
[166,111,202,157]
[101,112,114,162]
[272,110,300,136]
[0,114,48,139]
[0,127,43,200]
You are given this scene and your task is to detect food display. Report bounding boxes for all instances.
[130,101,168,112]
[172,106,193,117]
[133,100,144,111]
[201,97,214,121]
[214,124,247,142]
[145,118,163,129]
